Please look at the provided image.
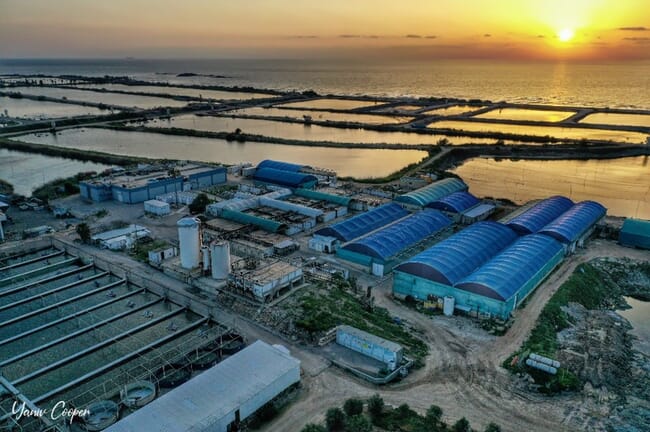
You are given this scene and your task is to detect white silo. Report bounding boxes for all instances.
[201,246,210,271]
[210,241,231,279]
[177,217,201,269]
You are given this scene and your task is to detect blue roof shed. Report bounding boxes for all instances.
[539,201,606,243]
[257,160,304,172]
[315,203,408,242]
[507,196,574,235]
[455,234,564,301]
[395,178,468,207]
[342,209,451,260]
[253,168,318,189]
[426,191,480,213]
[394,221,517,286]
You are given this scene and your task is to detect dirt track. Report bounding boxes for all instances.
[260,240,650,432]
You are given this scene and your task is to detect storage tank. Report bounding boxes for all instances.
[525,358,557,375]
[210,241,231,279]
[443,296,455,316]
[529,353,561,369]
[177,217,201,269]
[201,246,210,271]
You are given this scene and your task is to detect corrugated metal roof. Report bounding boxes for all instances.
[91,224,150,241]
[395,178,468,207]
[342,209,451,260]
[455,234,564,301]
[461,203,496,219]
[144,199,170,208]
[395,221,517,285]
[507,196,574,235]
[619,218,650,249]
[253,168,318,189]
[337,325,403,353]
[294,188,351,207]
[257,159,304,172]
[220,209,287,233]
[105,341,300,432]
[426,191,480,213]
[314,203,408,242]
[539,201,606,243]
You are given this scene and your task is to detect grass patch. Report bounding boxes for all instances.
[295,279,428,363]
[130,239,170,262]
[31,171,97,202]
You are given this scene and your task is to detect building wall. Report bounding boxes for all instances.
[196,363,299,432]
[620,232,650,250]
[393,272,514,319]
[336,248,374,267]
[252,268,303,299]
[336,328,403,369]
[80,183,112,202]
[239,365,301,421]
[80,168,225,204]
[187,168,227,190]
[393,247,563,320]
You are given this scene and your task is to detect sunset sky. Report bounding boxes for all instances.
[1,0,649,60]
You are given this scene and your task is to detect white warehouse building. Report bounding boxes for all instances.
[144,199,171,216]
[105,340,301,432]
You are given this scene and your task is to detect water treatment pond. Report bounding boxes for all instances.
[473,108,575,122]
[429,120,647,143]
[580,113,650,128]
[15,128,429,178]
[137,114,482,145]
[75,83,273,100]
[8,86,188,109]
[0,148,112,196]
[421,105,484,116]
[231,107,411,125]
[452,156,650,219]
[277,98,382,110]
[619,297,650,356]
[0,96,111,120]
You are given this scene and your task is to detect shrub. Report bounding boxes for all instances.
[325,407,346,432]
[345,415,372,432]
[343,398,364,417]
[367,394,384,422]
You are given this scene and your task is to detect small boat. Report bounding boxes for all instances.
[83,400,119,431]
[120,380,157,408]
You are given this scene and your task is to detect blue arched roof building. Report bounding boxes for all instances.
[253,168,318,189]
[394,221,517,286]
[426,191,480,213]
[341,210,451,260]
[507,196,574,235]
[315,203,408,242]
[539,201,606,243]
[256,159,304,172]
[455,234,564,302]
[395,178,468,207]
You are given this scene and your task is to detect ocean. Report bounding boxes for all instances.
[1,58,649,109]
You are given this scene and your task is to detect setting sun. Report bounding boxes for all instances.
[558,28,575,42]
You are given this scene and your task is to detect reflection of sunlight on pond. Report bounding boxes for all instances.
[453,156,650,218]
[140,114,470,145]
[16,127,428,178]
[430,120,647,143]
